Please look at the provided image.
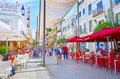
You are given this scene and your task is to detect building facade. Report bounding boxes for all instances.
[0,2,31,51]
[57,0,120,51]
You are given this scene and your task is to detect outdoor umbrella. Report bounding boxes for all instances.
[102,26,120,40]
[83,27,112,42]
[66,36,83,54]
[66,36,83,42]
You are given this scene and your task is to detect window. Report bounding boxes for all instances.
[27,17,30,20]
[116,13,120,24]
[79,25,82,34]
[89,20,92,32]
[27,24,29,27]
[83,8,85,15]
[97,1,103,12]
[99,20,104,24]
[76,11,81,19]
[71,19,74,27]
[68,25,70,29]
[115,0,120,4]
[88,4,92,15]
[76,15,78,19]
[81,25,84,34]
[78,11,81,17]
[65,27,67,31]
[63,27,65,31]
[83,23,86,33]
[84,23,86,33]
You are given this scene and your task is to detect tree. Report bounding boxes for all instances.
[57,37,66,44]
[32,39,39,46]
[94,9,120,32]
[94,21,120,32]
[46,27,52,32]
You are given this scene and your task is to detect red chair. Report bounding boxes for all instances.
[90,54,96,67]
[109,52,115,73]
[97,55,103,69]
[84,54,91,64]
[116,56,120,74]
[69,52,75,60]
[75,52,80,63]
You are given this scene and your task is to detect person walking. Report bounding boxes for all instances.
[54,46,62,64]
[33,46,38,57]
[62,44,68,60]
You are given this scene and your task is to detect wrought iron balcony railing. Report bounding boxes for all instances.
[92,6,105,17]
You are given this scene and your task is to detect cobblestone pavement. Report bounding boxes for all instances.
[46,56,120,79]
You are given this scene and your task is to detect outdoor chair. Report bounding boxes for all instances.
[116,57,120,74]
[0,60,11,79]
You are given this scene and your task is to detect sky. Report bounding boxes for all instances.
[64,3,77,19]
[2,0,40,39]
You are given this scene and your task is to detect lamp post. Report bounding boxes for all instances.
[43,0,46,66]
[21,5,25,16]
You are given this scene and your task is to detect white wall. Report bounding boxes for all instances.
[0,14,19,32]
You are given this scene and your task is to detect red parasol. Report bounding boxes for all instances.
[100,26,120,40]
[82,27,112,42]
[66,36,83,42]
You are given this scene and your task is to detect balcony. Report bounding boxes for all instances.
[114,0,120,5]
[92,7,105,17]
[113,0,120,7]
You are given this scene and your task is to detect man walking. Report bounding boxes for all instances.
[62,44,68,60]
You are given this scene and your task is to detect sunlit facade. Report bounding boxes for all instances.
[0,2,31,51]
[57,0,120,51]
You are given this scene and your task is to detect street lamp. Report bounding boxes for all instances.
[21,5,25,16]
[43,0,46,66]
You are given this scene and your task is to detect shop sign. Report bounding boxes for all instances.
[0,3,19,12]
[10,26,17,32]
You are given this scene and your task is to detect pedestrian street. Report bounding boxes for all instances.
[46,56,120,79]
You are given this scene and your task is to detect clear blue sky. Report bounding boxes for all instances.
[3,0,39,39]
[64,3,77,19]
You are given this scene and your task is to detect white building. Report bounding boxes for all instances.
[78,0,120,51]
[0,2,31,50]
[0,2,29,41]
[57,0,120,51]
[57,5,77,40]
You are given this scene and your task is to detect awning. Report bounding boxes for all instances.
[100,26,120,40]
[40,0,77,27]
[66,36,83,42]
[0,21,26,41]
[81,27,112,42]
[81,26,120,42]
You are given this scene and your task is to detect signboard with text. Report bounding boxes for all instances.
[0,3,19,11]
[0,2,27,17]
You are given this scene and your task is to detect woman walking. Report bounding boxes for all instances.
[55,46,61,64]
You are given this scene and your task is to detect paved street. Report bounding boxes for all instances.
[12,58,52,79]
[46,56,120,79]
